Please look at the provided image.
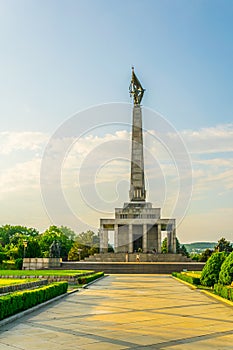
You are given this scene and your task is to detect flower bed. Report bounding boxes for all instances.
[172,271,200,285]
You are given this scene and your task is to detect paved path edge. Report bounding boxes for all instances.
[172,276,233,307]
[0,275,107,328]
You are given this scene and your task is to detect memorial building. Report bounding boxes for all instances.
[99,68,176,254]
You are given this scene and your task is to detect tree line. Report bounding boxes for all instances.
[0,224,231,265]
[0,225,100,264]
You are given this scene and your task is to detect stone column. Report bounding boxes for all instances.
[143,223,147,252]
[157,224,161,253]
[171,225,176,254]
[129,105,146,202]
[103,229,108,253]
[167,231,172,253]
[128,224,133,253]
[114,223,118,253]
[99,225,104,253]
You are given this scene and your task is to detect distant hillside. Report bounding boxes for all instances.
[183,242,217,253]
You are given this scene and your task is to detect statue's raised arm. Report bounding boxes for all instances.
[129,67,145,105]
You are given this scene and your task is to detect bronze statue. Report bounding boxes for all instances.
[49,240,61,258]
[129,66,145,105]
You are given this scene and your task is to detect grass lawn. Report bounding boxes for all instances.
[0,270,93,277]
[181,271,202,278]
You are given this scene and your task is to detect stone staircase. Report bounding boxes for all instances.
[84,252,192,263]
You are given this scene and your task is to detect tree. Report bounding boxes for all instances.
[68,242,89,261]
[161,237,168,253]
[199,248,213,262]
[76,230,99,247]
[190,253,201,261]
[60,226,76,241]
[179,244,189,258]
[218,252,233,285]
[17,238,41,258]
[161,237,188,255]
[39,226,73,260]
[200,252,226,287]
[215,237,232,253]
[68,230,100,261]
[0,225,39,247]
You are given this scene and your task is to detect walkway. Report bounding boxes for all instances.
[0,275,233,349]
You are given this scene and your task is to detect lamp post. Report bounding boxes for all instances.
[77,248,82,261]
[23,240,28,258]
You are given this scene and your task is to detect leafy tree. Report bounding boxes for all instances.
[215,237,232,253]
[68,230,100,261]
[161,237,188,255]
[68,242,89,261]
[0,225,39,247]
[161,237,168,253]
[76,230,99,247]
[60,226,76,241]
[179,244,189,257]
[218,252,233,285]
[17,238,41,258]
[0,244,7,264]
[190,253,201,261]
[39,226,73,260]
[200,252,226,287]
[199,248,213,262]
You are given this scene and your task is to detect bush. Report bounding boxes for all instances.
[0,252,7,264]
[214,284,233,301]
[0,282,68,320]
[15,258,23,270]
[218,251,233,285]
[200,252,226,287]
[172,272,200,285]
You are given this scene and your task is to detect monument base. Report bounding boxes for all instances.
[23,258,61,270]
[84,252,192,263]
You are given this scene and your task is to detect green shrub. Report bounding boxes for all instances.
[200,252,226,287]
[214,284,233,301]
[77,271,104,285]
[0,252,7,264]
[172,272,200,285]
[0,282,68,320]
[218,251,233,285]
[15,258,23,270]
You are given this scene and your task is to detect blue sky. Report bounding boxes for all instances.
[0,0,233,242]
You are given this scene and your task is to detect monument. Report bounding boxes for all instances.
[99,68,176,255]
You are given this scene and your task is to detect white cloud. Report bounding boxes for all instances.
[0,124,232,241]
[180,123,233,154]
[0,131,49,155]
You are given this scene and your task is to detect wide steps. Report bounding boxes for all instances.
[84,253,192,263]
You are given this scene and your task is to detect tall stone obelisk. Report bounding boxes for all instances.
[129,67,146,201]
[99,67,177,255]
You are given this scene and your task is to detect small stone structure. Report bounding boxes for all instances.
[22,258,61,270]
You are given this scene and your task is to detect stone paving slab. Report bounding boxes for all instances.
[0,274,232,349]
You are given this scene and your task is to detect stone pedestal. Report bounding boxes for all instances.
[22,258,61,270]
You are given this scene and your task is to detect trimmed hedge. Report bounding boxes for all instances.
[172,272,200,285]
[214,284,233,301]
[77,271,104,285]
[0,281,68,320]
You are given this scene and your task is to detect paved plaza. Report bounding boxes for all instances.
[0,274,233,349]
